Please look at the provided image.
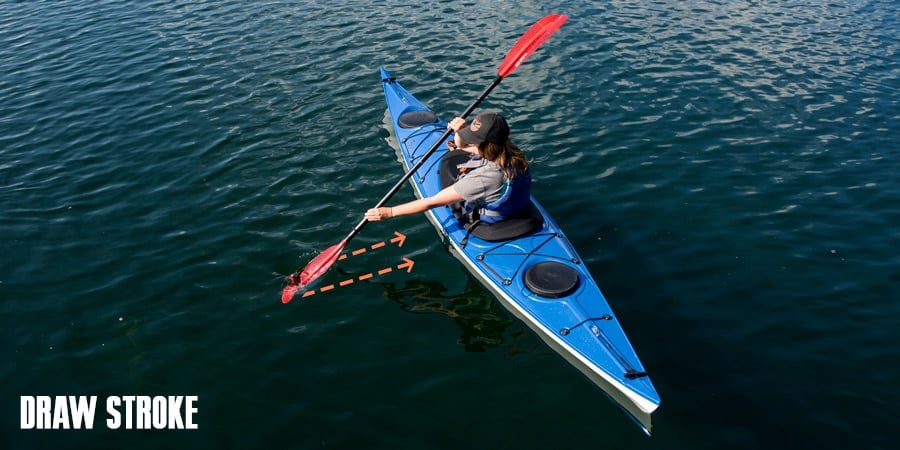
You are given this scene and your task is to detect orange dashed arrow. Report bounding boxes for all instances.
[338,231,406,261]
[299,257,415,299]
[390,231,407,247]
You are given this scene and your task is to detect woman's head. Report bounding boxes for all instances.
[457,112,509,147]
[455,112,528,178]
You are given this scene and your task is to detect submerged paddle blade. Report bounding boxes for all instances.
[282,240,347,304]
[281,284,300,304]
[498,14,568,78]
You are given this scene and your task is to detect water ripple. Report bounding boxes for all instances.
[2,1,898,449]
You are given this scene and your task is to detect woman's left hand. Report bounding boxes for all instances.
[448,117,466,132]
[365,207,392,221]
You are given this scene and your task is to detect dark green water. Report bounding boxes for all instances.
[3,1,898,449]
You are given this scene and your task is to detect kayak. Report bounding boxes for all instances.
[380,67,661,434]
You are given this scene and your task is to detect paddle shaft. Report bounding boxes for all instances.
[283,15,566,299]
[342,74,504,243]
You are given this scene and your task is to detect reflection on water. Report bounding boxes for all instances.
[378,277,539,353]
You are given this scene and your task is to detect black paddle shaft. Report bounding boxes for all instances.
[342,74,504,243]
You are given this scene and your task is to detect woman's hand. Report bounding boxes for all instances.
[365,207,393,221]
[448,117,466,132]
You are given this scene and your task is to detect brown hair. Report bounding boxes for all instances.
[479,139,529,179]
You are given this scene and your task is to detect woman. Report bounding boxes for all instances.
[364,112,531,224]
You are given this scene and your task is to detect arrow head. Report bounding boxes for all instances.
[398,257,415,273]
[391,231,406,248]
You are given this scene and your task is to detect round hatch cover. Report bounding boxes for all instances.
[524,261,580,298]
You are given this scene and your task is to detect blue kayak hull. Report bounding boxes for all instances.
[380,68,660,434]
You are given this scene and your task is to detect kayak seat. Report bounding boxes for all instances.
[466,205,543,242]
[524,261,580,298]
[398,109,439,128]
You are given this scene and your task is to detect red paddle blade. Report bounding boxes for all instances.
[282,240,347,304]
[298,240,346,285]
[281,284,300,304]
[498,14,568,78]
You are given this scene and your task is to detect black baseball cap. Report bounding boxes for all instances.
[457,112,509,145]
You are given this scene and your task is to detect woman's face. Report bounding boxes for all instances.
[453,133,480,155]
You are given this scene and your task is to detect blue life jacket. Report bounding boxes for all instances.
[477,168,532,224]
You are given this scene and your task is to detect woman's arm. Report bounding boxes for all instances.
[364,185,463,221]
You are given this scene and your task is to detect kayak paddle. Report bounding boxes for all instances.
[283,14,568,303]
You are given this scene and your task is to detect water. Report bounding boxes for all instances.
[2,1,898,449]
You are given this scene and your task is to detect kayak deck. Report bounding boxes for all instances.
[379,67,660,434]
